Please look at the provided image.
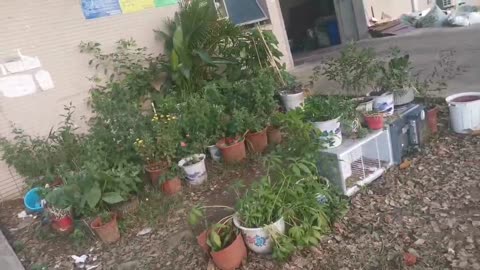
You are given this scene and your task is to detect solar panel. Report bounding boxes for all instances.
[225,0,268,25]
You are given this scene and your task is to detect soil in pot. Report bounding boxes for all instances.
[426,106,439,134]
[364,114,384,130]
[144,163,167,186]
[216,138,246,164]
[182,155,204,166]
[161,176,182,195]
[90,213,120,244]
[51,215,74,234]
[267,127,282,145]
[211,234,247,270]
[246,128,268,154]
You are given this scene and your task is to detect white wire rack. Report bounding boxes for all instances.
[318,129,393,196]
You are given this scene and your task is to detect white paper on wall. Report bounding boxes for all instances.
[0,75,37,97]
[3,50,42,74]
[35,70,54,91]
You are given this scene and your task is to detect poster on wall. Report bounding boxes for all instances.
[120,0,155,13]
[154,0,178,7]
[82,0,122,19]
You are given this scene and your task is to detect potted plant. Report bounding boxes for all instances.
[363,112,385,130]
[178,154,207,186]
[321,43,379,112]
[159,165,182,195]
[303,96,350,148]
[90,212,120,244]
[233,178,285,254]
[179,95,224,162]
[216,109,249,164]
[44,186,75,234]
[244,113,269,154]
[378,49,416,106]
[267,111,283,145]
[278,71,305,111]
[189,206,247,270]
[134,113,181,186]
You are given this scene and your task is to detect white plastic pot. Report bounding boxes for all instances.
[312,117,342,148]
[280,91,305,111]
[233,215,285,254]
[373,92,394,115]
[393,87,415,106]
[178,154,207,185]
[446,92,480,134]
[207,145,222,162]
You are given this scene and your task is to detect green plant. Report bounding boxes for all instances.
[303,96,354,122]
[134,112,182,167]
[322,43,379,95]
[0,104,84,185]
[207,222,237,252]
[178,95,224,150]
[377,48,414,95]
[156,0,241,97]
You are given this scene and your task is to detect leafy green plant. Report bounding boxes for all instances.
[322,43,379,95]
[377,48,414,95]
[134,112,182,167]
[0,104,84,185]
[178,94,224,151]
[207,223,237,252]
[303,96,354,122]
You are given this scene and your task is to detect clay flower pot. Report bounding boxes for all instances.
[267,127,282,145]
[144,163,167,186]
[364,114,384,130]
[161,176,182,195]
[246,128,268,154]
[51,215,74,234]
[216,138,246,164]
[90,214,120,244]
[210,234,247,270]
[426,106,439,134]
[196,230,210,254]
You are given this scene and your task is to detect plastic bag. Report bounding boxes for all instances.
[416,5,447,28]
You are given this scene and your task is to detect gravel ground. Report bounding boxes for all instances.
[1,109,479,270]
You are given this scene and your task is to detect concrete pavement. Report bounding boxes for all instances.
[0,230,25,270]
[292,25,480,97]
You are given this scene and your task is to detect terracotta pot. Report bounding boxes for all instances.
[145,163,167,186]
[216,138,246,164]
[426,106,439,134]
[51,215,74,234]
[246,128,268,154]
[90,214,120,244]
[161,176,182,195]
[267,127,282,145]
[197,230,210,254]
[210,234,247,270]
[364,114,384,130]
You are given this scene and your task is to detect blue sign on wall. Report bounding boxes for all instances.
[82,0,122,19]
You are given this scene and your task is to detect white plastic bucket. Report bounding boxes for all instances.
[280,91,305,111]
[312,117,342,148]
[207,145,221,162]
[178,154,207,185]
[373,92,394,115]
[233,215,285,254]
[446,92,480,134]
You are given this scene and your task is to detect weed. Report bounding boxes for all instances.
[31,264,49,270]
[12,240,24,252]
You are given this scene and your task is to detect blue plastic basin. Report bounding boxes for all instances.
[24,187,44,213]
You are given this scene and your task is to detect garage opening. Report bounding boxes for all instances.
[279,0,341,64]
